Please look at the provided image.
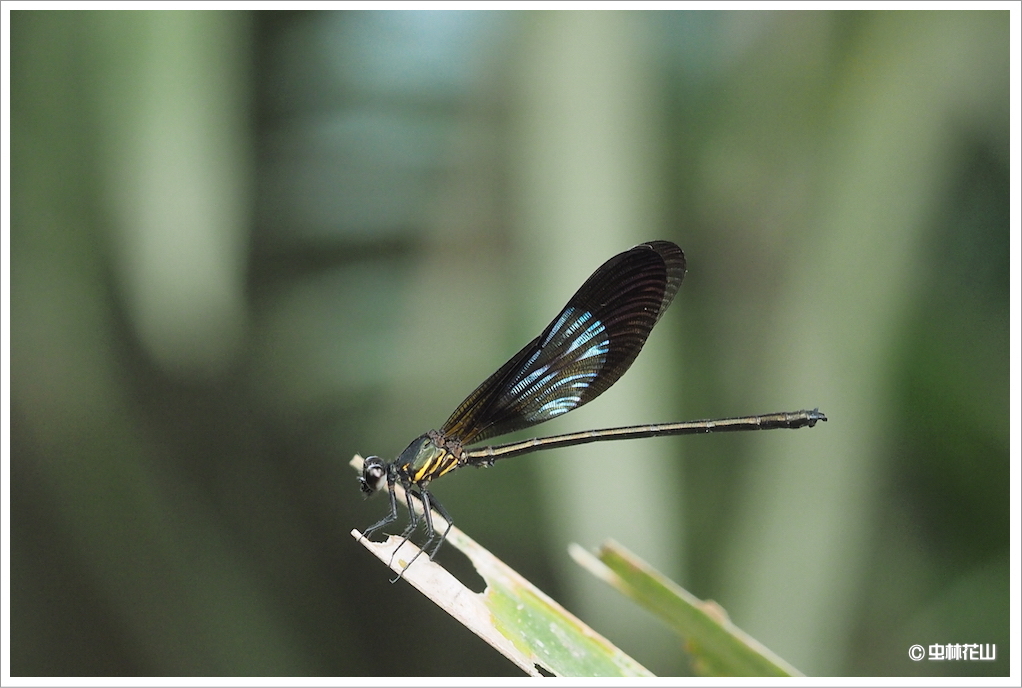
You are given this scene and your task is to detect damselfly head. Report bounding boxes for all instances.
[359,456,388,497]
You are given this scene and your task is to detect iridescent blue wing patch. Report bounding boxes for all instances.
[440,241,686,445]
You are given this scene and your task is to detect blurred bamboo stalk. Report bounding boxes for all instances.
[721,11,1008,674]
[511,11,685,672]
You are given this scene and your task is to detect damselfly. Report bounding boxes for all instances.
[358,241,825,576]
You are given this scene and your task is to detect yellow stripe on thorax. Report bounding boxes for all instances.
[409,450,459,483]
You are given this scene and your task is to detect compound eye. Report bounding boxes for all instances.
[360,457,387,494]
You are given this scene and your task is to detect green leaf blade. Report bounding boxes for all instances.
[572,540,803,677]
[351,455,653,677]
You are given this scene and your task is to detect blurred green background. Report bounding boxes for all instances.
[9,9,1010,677]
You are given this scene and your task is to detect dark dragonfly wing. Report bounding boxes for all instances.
[440,241,686,446]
